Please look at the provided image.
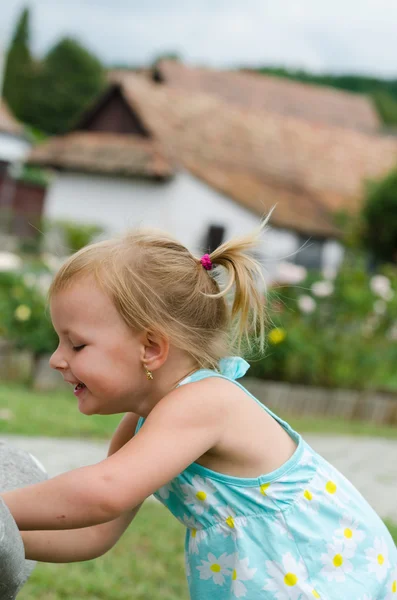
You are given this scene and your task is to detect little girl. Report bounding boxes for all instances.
[2,223,396,599]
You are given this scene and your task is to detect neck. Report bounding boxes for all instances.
[137,350,200,417]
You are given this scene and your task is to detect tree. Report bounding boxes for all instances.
[361,169,397,264]
[3,7,34,120]
[26,37,106,134]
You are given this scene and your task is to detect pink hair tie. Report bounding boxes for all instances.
[200,254,213,271]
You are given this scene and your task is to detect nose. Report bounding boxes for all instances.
[49,346,68,371]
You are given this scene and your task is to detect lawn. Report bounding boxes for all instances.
[20,501,189,600]
[3,381,397,440]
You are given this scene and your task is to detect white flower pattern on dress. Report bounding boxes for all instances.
[385,566,397,599]
[183,514,208,555]
[157,482,173,500]
[273,514,294,540]
[180,475,219,515]
[230,555,257,598]
[197,552,234,586]
[320,539,354,582]
[264,552,310,600]
[214,505,247,539]
[365,537,391,582]
[295,484,320,514]
[312,467,349,509]
[334,514,366,550]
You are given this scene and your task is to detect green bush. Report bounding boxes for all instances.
[0,266,57,357]
[362,169,397,264]
[250,262,397,392]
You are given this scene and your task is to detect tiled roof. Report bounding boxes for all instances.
[28,74,397,237]
[0,100,24,136]
[152,60,380,133]
[119,75,397,235]
[29,131,173,179]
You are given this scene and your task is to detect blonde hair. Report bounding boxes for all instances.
[49,218,270,369]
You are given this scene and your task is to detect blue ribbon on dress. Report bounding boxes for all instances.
[218,357,250,380]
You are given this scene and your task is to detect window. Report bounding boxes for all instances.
[294,236,324,270]
[203,225,226,253]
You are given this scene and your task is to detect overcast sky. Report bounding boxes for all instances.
[1,0,397,78]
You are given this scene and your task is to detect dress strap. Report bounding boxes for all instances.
[178,356,250,386]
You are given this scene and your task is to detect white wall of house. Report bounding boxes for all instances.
[0,133,31,163]
[43,169,343,279]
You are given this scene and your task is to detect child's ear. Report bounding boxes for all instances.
[141,330,169,371]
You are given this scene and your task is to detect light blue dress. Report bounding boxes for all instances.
[135,357,397,599]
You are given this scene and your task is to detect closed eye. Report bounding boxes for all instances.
[72,345,86,352]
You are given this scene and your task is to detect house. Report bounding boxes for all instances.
[126,60,381,134]
[28,69,397,277]
[0,100,45,241]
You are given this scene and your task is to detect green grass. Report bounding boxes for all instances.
[0,382,121,438]
[20,502,397,600]
[2,382,397,440]
[20,501,189,600]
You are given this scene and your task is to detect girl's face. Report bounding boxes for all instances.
[49,277,148,416]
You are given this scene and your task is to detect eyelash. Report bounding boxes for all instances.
[72,345,86,352]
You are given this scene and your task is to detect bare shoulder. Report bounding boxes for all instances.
[145,376,246,443]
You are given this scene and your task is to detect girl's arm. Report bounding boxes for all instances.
[2,379,225,531]
[21,412,143,562]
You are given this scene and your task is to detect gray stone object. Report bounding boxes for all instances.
[0,443,47,599]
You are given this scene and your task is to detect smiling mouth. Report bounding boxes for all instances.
[74,383,86,393]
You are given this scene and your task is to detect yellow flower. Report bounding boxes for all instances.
[268,327,286,345]
[14,305,32,322]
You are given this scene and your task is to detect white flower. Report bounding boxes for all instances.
[387,322,397,341]
[0,252,22,271]
[182,515,207,555]
[37,273,53,295]
[311,467,349,509]
[214,505,247,539]
[23,273,37,288]
[264,552,309,600]
[385,566,397,599]
[334,515,366,550]
[295,485,320,514]
[297,295,316,314]
[157,482,173,500]
[322,266,337,280]
[298,448,314,467]
[196,552,234,586]
[276,261,307,284]
[370,275,393,300]
[273,514,294,540]
[365,537,391,582]
[249,478,287,508]
[320,539,354,582]
[231,556,257,598]
[311,281,334,297]
[180,475,219,515]
[374,300,387,315]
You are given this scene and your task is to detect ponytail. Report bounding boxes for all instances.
[201,211,272,355]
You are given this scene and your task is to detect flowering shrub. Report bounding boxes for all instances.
[0,252,58,357]
[249,261,397,392]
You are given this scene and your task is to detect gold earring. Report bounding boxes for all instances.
[144,366,153,381]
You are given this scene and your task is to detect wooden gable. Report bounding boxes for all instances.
[75,85,151,137]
